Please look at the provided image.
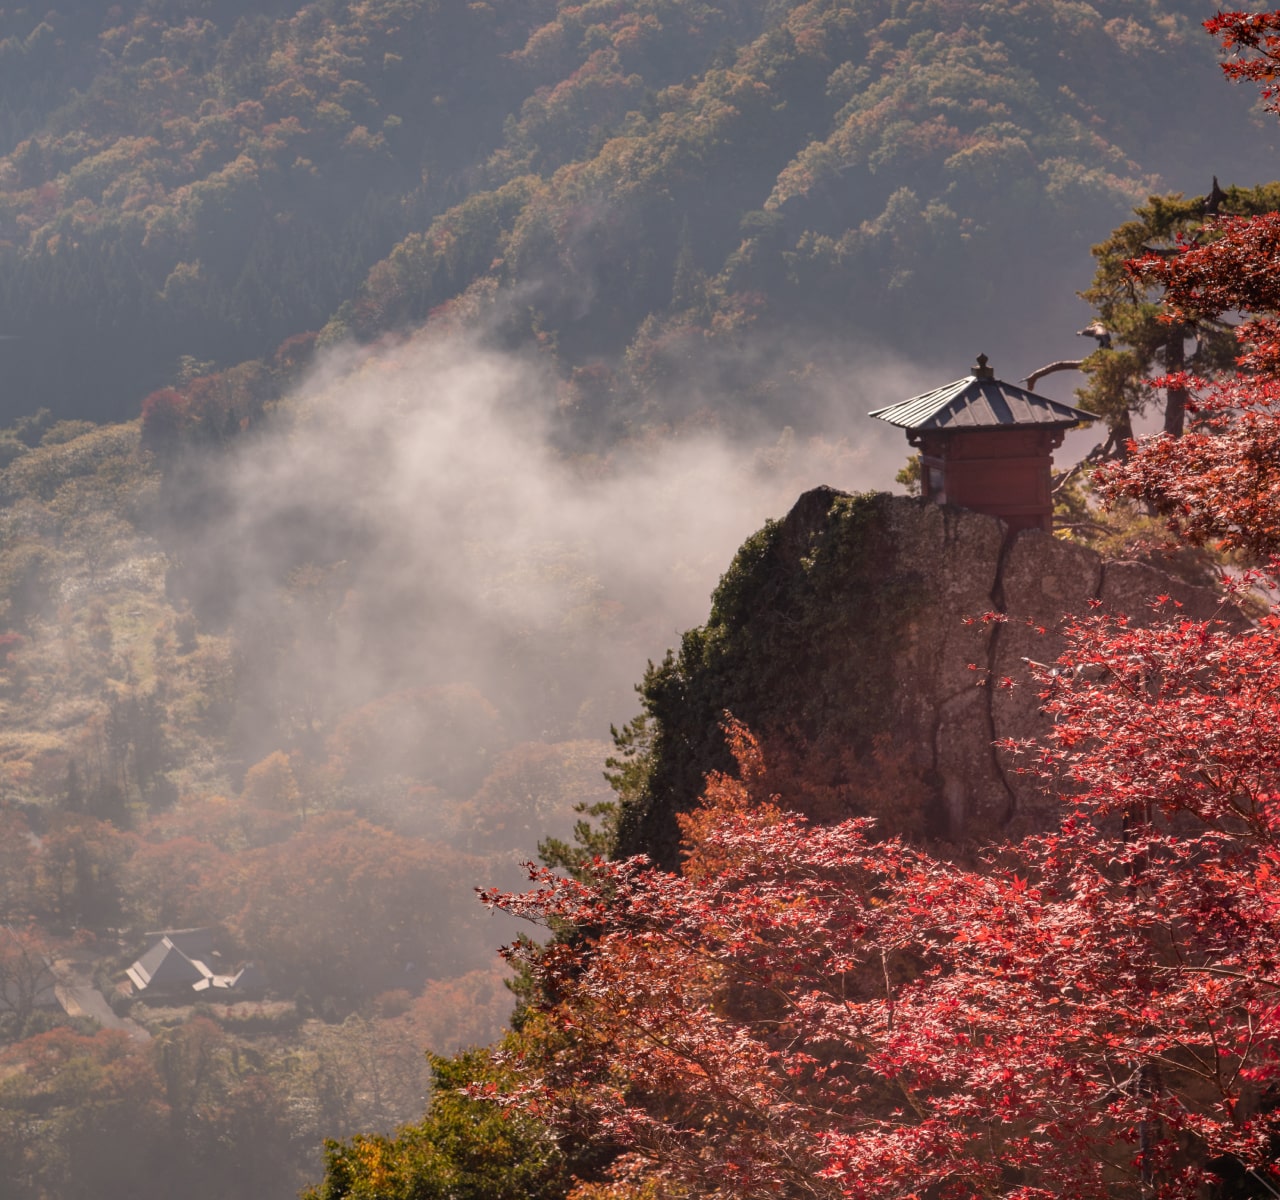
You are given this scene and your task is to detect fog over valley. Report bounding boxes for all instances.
[178,328,927,766]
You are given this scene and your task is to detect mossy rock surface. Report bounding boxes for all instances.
[615,488,954,868]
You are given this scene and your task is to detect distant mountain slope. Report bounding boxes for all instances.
[0,0,1271,429]
[333,0,1276,436]
[0,0,554,419]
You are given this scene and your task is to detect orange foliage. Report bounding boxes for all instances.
[120,835,227,932]
[225,814,488,994]
[678,716,782,881]
[405,963,514,1054]
[241,751,302,813]
[147,793,297,852]
[680,721,930,882]
[763,730,930,840]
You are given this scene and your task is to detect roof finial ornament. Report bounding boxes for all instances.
[973,353,994,380]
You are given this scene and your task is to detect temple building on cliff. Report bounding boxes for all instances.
[870,354,1095,534]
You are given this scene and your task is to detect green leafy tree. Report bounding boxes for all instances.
[304,1048,579,1200]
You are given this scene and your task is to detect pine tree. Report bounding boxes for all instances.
[1078,182,1280,446]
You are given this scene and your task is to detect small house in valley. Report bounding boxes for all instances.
[126,936,211,995]
[126,929,265,1001]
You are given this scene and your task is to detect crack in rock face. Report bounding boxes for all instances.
[889,499,1237,840]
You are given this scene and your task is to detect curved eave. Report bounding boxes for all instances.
[870,375,1096,431]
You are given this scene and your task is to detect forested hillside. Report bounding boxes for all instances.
[0,0,1272,430]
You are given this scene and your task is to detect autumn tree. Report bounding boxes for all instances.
[0,924,54,1030]
[0,1019,306,1200]
[241,750,303,816]
[460,741,616,858]
[34,815,133,929]
[0,1027,166,1200]
[225,814,491,1000]
[1127,209,1280,379]
[1097,373,1280,558]
[404,964,516,1056]
[119,835,225,933]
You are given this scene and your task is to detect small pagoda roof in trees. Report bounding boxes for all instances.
[869,354,1095,432]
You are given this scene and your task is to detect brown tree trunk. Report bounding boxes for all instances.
[1163,326,1187,437]
[1110,409,1136,460]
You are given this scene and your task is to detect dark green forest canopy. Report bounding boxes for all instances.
[0,0,1271,430]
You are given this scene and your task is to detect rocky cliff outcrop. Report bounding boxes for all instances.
[613,489,1241,868]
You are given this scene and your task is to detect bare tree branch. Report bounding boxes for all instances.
[1024,359,1085,391]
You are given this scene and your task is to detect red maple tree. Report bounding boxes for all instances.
[1097,374,1280,557]
[1106,190,1280,557]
